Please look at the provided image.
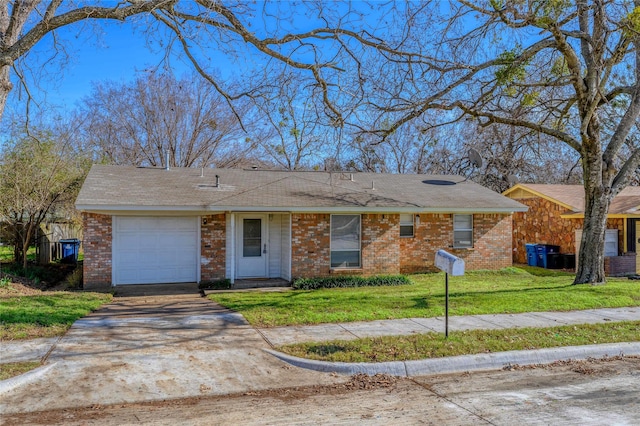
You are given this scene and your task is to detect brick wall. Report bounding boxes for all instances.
[400,214,451,273]
[201,214,226,282]
[454,214,513,270]
[291,213,331,277]
[511,197,625,264]
[291,212,512,278]
[82,213,112,291]
[400,214,512,273]
[361,214,400,274]
[605,253,637,276]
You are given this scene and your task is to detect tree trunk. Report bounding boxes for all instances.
[0,65,11,119]
[574,143,611,284]
[575,190,609,284]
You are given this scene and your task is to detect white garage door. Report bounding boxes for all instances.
[113,217,198,285]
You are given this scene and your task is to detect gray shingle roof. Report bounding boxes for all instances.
[76,165,527,213]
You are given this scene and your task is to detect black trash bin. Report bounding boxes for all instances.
[562,254,576,270]
[547,253,563,269]
[59,239,80,264]
[536,244,560,268]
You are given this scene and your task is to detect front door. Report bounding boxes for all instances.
[236,214,268,278]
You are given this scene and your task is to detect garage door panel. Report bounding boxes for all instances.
[138,237,160,250]
[113,217,199,285]
[119,217,149,232]
[174,252,197,264]
[172,233,196,243]
[118,234,142,246]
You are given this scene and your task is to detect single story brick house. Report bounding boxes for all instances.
[503,183,640,274]
[76,165,527,291]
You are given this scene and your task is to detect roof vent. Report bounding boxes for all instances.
[422,179,456,186]
[215,174,220,187]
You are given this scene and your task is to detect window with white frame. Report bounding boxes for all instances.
[453,214,473,248]
[330,214,361,268]
[399,214,414,237]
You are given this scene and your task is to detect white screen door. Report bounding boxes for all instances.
[236,215,268,278]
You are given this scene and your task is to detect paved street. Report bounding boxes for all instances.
[3,356,639,425]
[2,292,640,424]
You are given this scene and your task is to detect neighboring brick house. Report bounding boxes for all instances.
[503,183,640,275]
[76,165,527,291]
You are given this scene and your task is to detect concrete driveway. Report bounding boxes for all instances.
[0,293,340,415]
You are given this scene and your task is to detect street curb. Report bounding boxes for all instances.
[0,362,57,395]
[265,342,640,377]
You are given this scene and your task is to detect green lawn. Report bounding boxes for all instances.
[0,292,112,340]
[0,361,42,380]
[209,268,640,327]
[279,321,640,362]
[0,245,35,262]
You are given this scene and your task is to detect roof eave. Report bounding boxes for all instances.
[76,204,527,214]
[503,183,577,211]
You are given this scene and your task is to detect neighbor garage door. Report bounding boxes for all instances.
[113,217,198,285]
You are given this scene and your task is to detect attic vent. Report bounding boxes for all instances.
[423,179,456,186]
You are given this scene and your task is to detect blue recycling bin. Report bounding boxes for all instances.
[525,244,537,266]
[60,239,80,263]
[536,244,560,268]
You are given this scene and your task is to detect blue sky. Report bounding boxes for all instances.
[7,19,245,118]
[8,1,359,116]
[36,22,192,109]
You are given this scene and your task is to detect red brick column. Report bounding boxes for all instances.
[200,214,226,282]
[82,213,112,291]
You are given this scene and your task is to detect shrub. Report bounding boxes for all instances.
[63,268,83,290]
[198,279,232,290]
[292,275,411,290]
[0,276,10,287]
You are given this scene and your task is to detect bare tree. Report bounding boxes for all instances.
[345,123,436,174]
[349,1,640,284]
[249,74,332,170]
[76,72,252,168]
[0,1,370,124]
[3,1,640,284]
[421,121,582,192]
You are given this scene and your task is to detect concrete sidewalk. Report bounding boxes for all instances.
[4,306,640,364]
[256,306,640,377]
[2,304,640,414]
[257,306,640,347]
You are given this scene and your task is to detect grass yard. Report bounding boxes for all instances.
[0,245,35,262]
[0,361,42,381]
[279,321,640,362]
[209,267,640,327]
[0,291,112,340]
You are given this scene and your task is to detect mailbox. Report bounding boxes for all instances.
[434,250,465,276]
